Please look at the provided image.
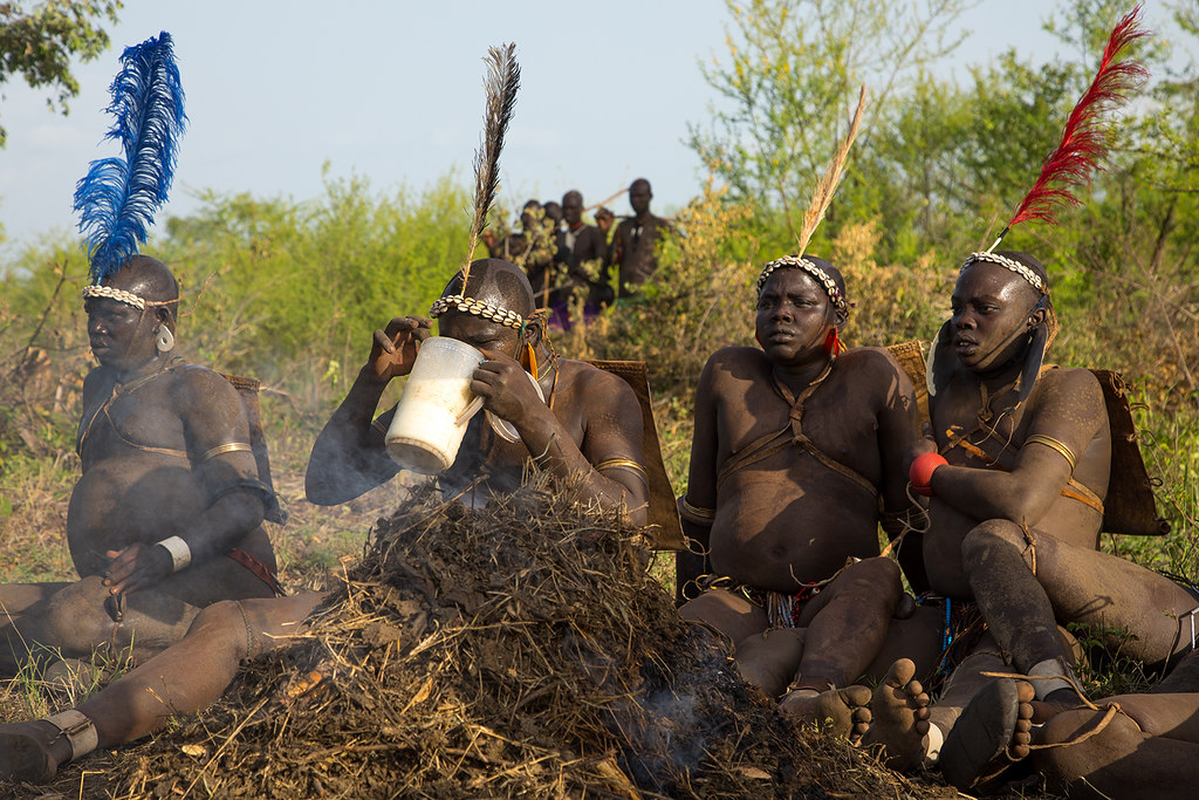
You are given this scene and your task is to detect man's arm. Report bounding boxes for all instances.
[471,355,649,524]
[865,348,929,592]
[676,355,722,597]
[305,316,429,505]
[929,369,1107,525]
[103,368,266,596]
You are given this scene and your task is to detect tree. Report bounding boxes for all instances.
[688,0,973,251]
[0,1,122,147]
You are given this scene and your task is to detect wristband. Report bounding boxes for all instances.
[909,453,948,497]
[155,535,192,572]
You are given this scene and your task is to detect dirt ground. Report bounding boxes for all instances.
[4,485,1056,799]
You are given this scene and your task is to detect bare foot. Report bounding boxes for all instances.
[861,658,931,771]
[779,684,872,740]
[940,678,1035,790]
[0,720,72,784]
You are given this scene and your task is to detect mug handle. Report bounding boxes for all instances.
[454,395,485,426]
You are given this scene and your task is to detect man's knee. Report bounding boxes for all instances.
[680,590,766,644]
[830,557,902,605]
[38,577,118,653]
[961,520,1027,569]
[844,556,901,587]
[187,600,256,661]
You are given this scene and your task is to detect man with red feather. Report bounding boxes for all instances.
[862,7,1199,790]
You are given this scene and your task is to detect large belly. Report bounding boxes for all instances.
[709,469,879,591]
[67,455,209,577]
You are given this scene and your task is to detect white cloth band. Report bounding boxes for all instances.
[155,535,192,572]
[922,722,944,766]
[45,709,99,760]
[1028,657,1075,700]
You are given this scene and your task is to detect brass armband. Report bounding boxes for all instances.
[680,496,716,525]
[202,442,253,462]
[1025,434,1077,473]
[594,457,649,485]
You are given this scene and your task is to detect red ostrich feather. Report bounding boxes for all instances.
[997,5,1149,241]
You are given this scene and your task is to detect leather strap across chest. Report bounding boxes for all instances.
[716,363,878,497]
[77,360,189,460]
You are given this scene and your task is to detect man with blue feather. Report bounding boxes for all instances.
[0,33,283,679]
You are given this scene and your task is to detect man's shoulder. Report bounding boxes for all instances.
[1033,365,1104,403]
[169,363,246,406]
[558,359,641,415]
[703,346,772,382]
[837,345,906,377]
[707,344,766,364]
[561,358,633,391]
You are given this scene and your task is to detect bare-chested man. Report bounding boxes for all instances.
[609,178,670,297]
[0,256,280,675]
[676,255,927,736]
[866,251,1199,787]
[0,258,648,783]
[552,189,612,318]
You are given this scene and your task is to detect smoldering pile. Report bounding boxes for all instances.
[44,485,944,799]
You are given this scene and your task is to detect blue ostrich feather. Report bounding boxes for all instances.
[73,32,187,284]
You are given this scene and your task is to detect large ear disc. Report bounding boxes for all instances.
[1016,322,1049,404]
[926,320,955,398]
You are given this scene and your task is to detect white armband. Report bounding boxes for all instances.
[155,535,192,572]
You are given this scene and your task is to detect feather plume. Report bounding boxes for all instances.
[74,32,187,284]
[461,43,520,291]
[795,85,866,257]
[990,5,1148,249]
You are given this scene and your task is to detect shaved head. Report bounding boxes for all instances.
[103,255,180,324]
[442,259,535,320]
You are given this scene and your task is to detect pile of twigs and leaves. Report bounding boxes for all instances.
[16,483,951,799]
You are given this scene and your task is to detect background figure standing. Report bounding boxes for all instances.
[553,190,612,323]
[611,178,669,297]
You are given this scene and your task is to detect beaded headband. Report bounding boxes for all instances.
[958,253,1046,295]
[80,284,179,311]
[756,256,849,316]
[429,294,549,332]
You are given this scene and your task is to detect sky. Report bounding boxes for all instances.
[0,1,1179,256]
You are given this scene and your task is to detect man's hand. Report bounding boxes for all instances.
[472,349,546,431]
[103,542,173,596]
[904,421,938,474]
[369,316,432,382]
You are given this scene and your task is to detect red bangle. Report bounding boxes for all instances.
[910,452,948,497]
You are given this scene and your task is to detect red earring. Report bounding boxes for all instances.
[823,328,841,359]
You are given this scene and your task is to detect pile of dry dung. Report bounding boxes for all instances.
[18,484,952,799]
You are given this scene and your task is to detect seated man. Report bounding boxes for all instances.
[0,258,648,783]
[0,256,281,674]
[869,251,1199,783]
[676,254,928,736]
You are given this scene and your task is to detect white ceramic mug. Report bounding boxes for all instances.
[385,336,487,474]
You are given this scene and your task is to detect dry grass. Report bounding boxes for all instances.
[6,484,963,800]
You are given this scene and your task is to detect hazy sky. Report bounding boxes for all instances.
[0,1,1172,255]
